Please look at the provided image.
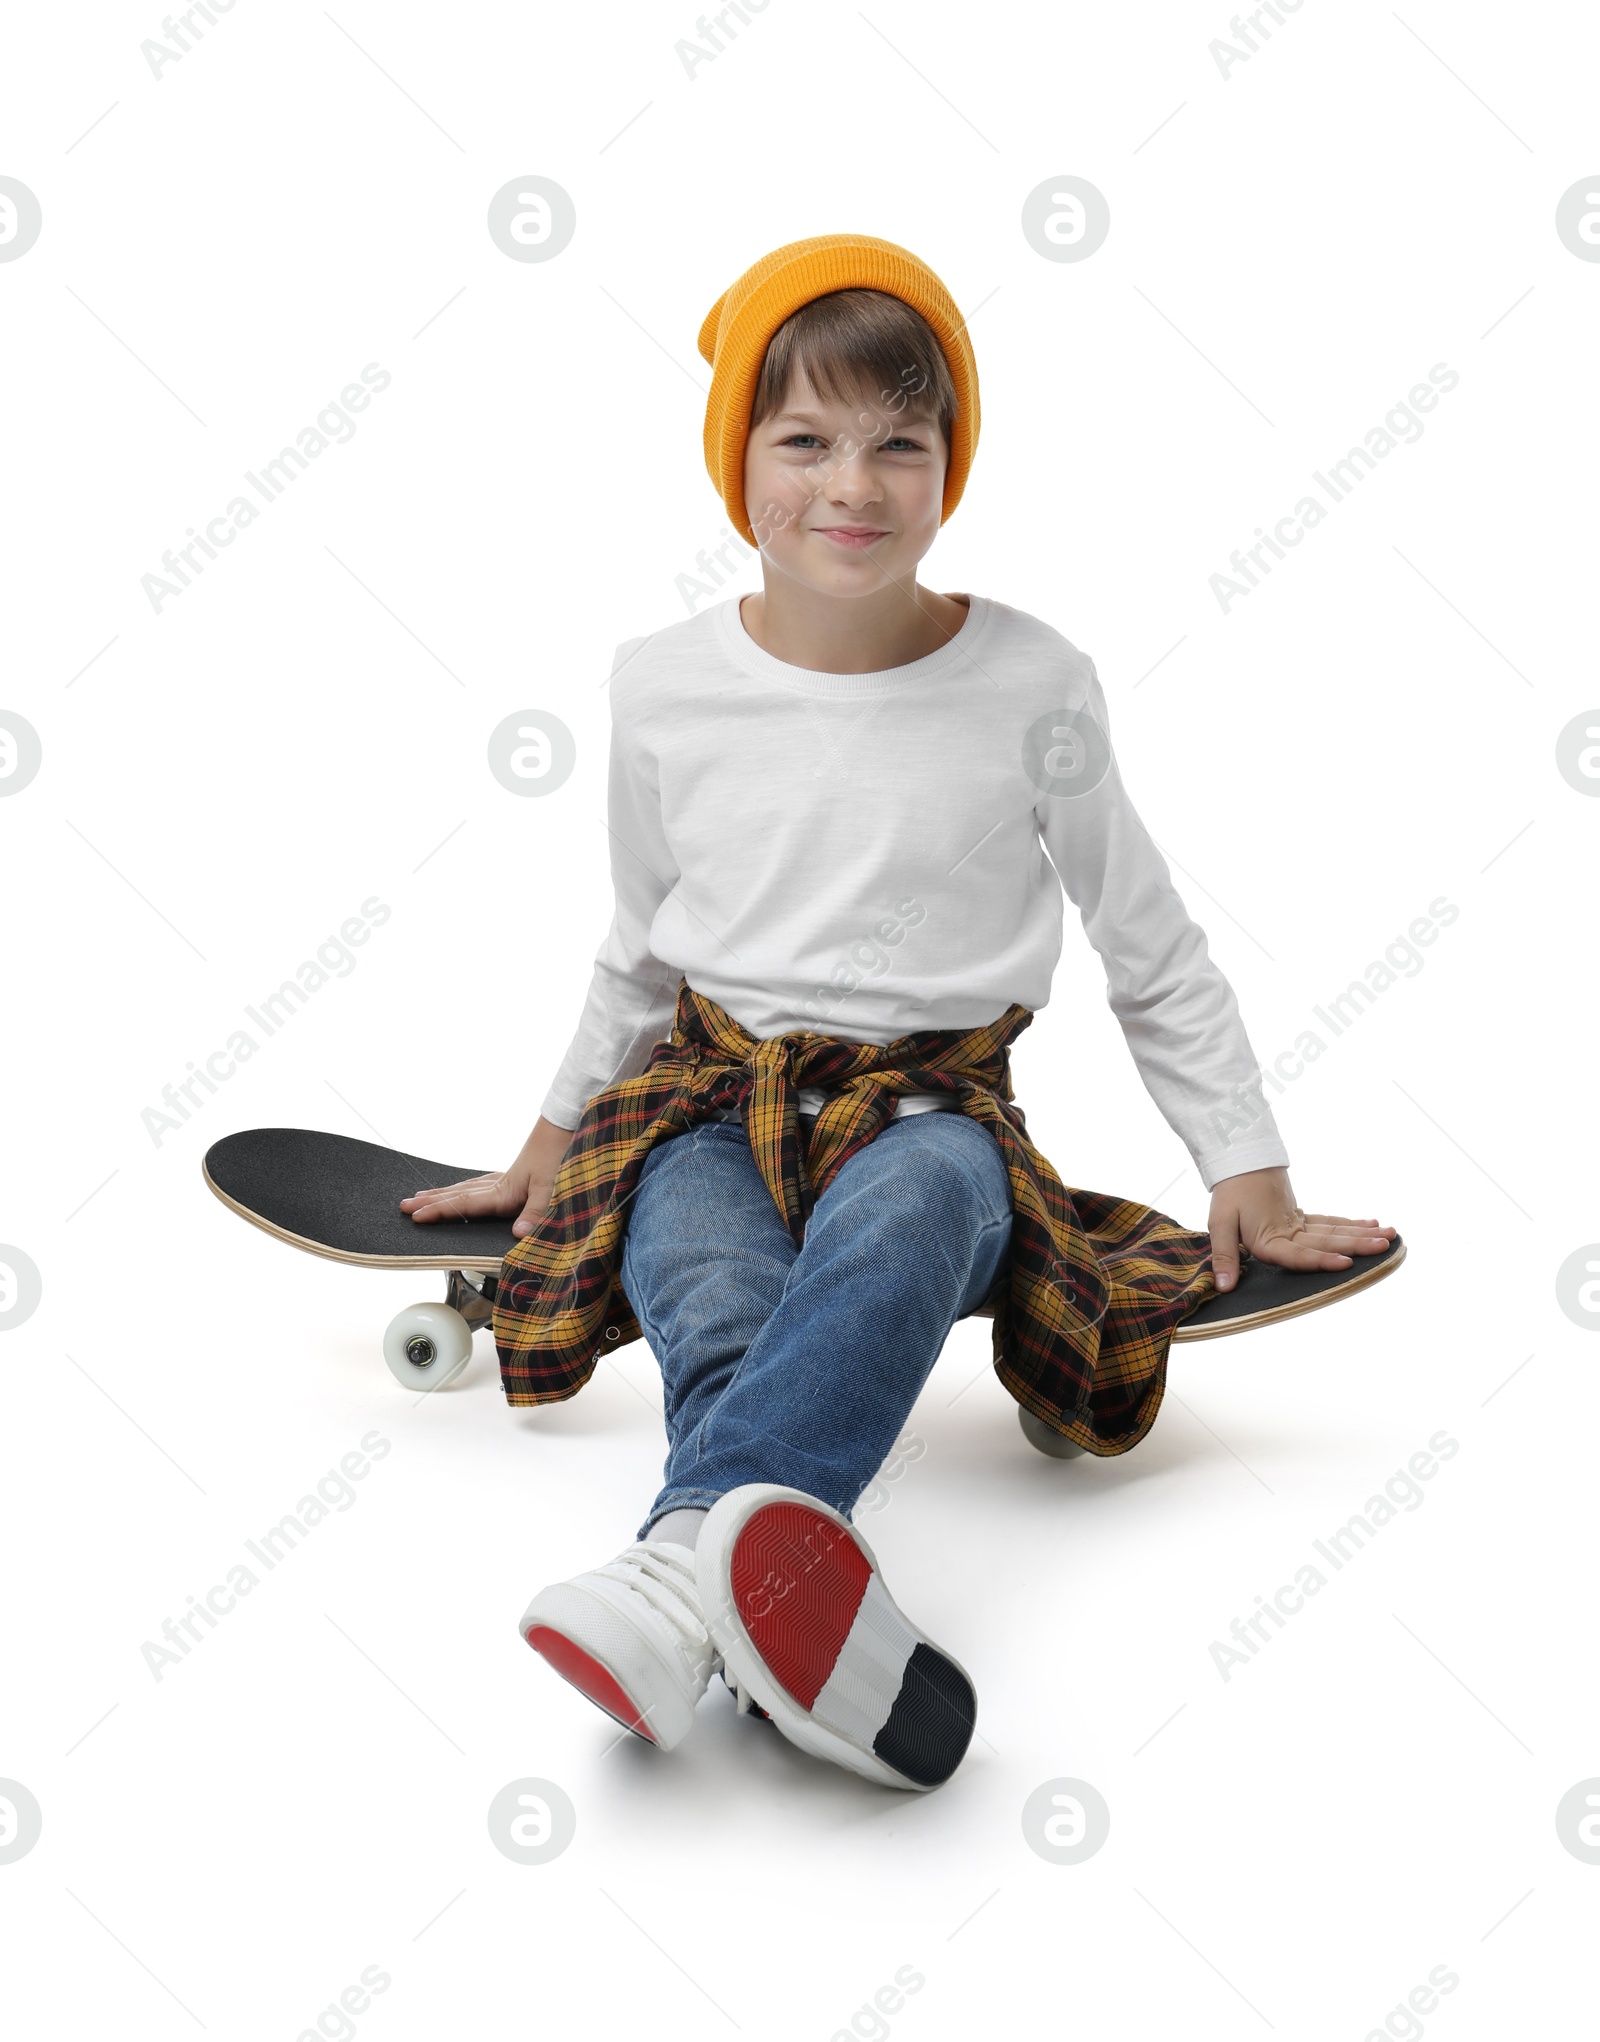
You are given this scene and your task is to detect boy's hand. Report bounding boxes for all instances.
[1207,1166,1396,1293]
[400,1116,575,1239]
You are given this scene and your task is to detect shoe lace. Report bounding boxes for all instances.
[596,1539,714,1655]
[596,1540,760,1712]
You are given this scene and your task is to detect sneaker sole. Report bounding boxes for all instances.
[522,1621,658,1743]
[698,1491,976,1790]
[519,1581,699,1749]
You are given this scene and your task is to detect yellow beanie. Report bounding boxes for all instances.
[697,232,980,550]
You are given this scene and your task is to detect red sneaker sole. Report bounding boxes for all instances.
[728,1500,872,1709]
[523,1624,657,1742]
[724,1498,978,1788]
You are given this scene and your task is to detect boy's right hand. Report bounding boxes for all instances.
[399,1116,576,1238]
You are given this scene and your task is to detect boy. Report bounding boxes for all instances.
[402,234,1394,1792]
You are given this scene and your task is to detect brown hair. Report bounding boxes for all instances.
[748,288,958,457]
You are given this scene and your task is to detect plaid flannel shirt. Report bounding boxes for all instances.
[493,980,1217,1454]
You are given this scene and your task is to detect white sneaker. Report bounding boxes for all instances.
[519,1539,720,1752]
[695,1485,978,1791]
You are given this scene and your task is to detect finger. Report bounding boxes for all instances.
[1210,1207,1241,1292]
[1289,1224,1395,1254]
[512,1193,548,1240]
[400,1174,495,1209]
[400,1176,496,1213]
[404,1183,498,1223]
[405,1197,471,1225]
[1300,1213,1395,1232]
[1249,1238,1355,1272]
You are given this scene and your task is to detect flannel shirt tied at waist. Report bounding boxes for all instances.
[492,978,1218,1454]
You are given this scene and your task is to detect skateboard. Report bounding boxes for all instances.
[203,1127,1406,1420]
[203,1127,518,1390]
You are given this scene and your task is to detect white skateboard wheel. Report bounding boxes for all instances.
[383,1302,473,1391]
[1019,1406,1088,1459]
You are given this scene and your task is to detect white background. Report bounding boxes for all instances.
[3,1,1597,2035]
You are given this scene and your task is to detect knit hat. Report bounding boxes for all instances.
[696,233,980,549]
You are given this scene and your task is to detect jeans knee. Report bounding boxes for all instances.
[895,1123,1010,1231]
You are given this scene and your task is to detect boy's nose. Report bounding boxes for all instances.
[820,453,883,509]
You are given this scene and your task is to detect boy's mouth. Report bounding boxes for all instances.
[814,526,888,549]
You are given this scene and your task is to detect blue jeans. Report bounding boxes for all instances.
[618,1110,1014,1539]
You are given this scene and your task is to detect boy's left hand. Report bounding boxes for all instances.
[1207,1166,1396,1292]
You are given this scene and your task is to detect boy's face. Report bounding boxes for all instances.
[741,365,948,594]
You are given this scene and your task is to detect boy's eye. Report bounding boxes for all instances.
[780,433,925,452]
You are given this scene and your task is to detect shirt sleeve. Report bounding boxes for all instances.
[1035,658,1290,1190]
[537,638,683,1129]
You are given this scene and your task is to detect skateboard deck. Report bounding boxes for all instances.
[1171,1231,1405,1341]
[203,1126,518,1271]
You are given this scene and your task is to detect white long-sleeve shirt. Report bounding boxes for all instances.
[539,592,1288,1190]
